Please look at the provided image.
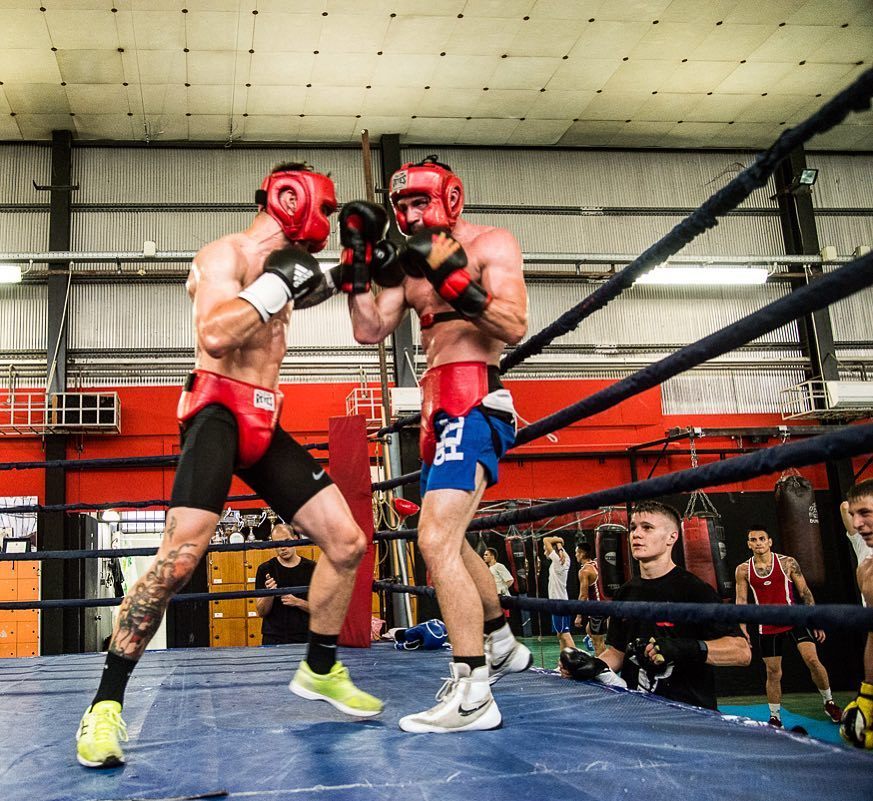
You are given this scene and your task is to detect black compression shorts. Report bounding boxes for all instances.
[169,403,333,518]
[587,616,607,636]
[760,625,814,658]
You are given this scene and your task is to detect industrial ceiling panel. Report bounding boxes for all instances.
[243,85,307,116]
[248,51,317,85]
[526,89,596,119]
[303,86,365,116]
[431,55,500,89]
[372,53,439,88]
[122,10,185,50]
[123,50,187,84]
[0,10,52,50]
[488,57,561,91]
[3,83,68,115]
[505,117,571,145]
[56,50,124,84]
[45,9,118,50]
[546,58,623,91]
[317,14,389,53]
[66,83,129,115]
[0,48,61,83]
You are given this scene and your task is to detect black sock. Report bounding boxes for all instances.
[484,616,506,635]
[307,631,339,675]
[453,655,487,671]
[92,652,137,707]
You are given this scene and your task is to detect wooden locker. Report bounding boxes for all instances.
[246,616,262,646]
[16,642,38,657]
[210,617,247,648]
[208,552,246,585]
[16,619,38,642]
[16,579,38,600]
[0,579,16,600]
[244,549,272,584]
[0,642,15,658]
[209,583,247,620]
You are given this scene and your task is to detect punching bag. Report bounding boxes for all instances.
[682,515,732,599]
[775,472,825,586]
[595,523,627,598]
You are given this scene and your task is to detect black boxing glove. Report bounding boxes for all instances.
[560,647,627,688]
[370,239,405,288]
[338,201,389,294]
[401,228,491,319]
[629,636,708,672]
[239,246,331,321]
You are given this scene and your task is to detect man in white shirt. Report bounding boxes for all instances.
[544,536,575,649]
[483,548,514,598]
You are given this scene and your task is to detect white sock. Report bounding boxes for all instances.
[768,704,781,719]
[488,622,515,652]
[820,688,833,703]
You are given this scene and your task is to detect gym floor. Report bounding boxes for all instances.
[518,637,854,746]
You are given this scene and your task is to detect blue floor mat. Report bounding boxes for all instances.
[719,703,843,745]
[1,644,871,801]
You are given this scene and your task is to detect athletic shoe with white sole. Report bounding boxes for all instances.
[486,635,533,685]
[399,663,502,733]
[76,700,128,768]
[290,660,383,718]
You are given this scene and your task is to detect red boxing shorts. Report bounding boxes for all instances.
[420,361,491,466]
[177,370,283,468]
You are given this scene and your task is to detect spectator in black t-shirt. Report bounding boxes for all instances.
[560,501,750,710]
[255,524,316,645]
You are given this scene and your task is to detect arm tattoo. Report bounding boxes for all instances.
[166,514,177,543]
[786,557,816,605]
[110,542,199,659]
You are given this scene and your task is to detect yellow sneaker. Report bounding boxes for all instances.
[75,700,128,768]
[290,660,383,718]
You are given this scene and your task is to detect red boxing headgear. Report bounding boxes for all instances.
[389,156,464,235]
[255,169,337,253]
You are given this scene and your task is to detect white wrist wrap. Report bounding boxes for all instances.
[238,272,291,322]
[597,669,628,689]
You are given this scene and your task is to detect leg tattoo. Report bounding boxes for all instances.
[110,540,199,659]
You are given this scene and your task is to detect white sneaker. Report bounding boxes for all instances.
[486,634,533,685]
[399,663,502,733]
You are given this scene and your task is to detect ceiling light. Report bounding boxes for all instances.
[0,264,22,283]
[797,168,818,186]
[636,266,769,285]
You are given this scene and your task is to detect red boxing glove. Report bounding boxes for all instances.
[401,228,491,319]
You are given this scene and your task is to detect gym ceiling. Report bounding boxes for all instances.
[0,0,870,149]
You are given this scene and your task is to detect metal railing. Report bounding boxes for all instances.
[0,391,120,436]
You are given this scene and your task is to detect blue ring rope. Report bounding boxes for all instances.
[374,581,873,631]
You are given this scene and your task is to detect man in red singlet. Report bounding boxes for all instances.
[573,541,606,656]
[734,526,841,727]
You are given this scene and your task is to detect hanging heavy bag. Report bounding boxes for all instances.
[775,471,825,586]
[682,513,733,599]
[595,523,627,598]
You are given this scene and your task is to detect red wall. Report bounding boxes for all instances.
[0,379,861,510]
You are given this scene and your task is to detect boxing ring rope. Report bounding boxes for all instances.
[515,250,873,446]
[0,585,311,612]
[4,422,871,591]
[373,582,873,631]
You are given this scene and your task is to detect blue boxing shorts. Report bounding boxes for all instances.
[552,614,572,634]
[420,407,515,494]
